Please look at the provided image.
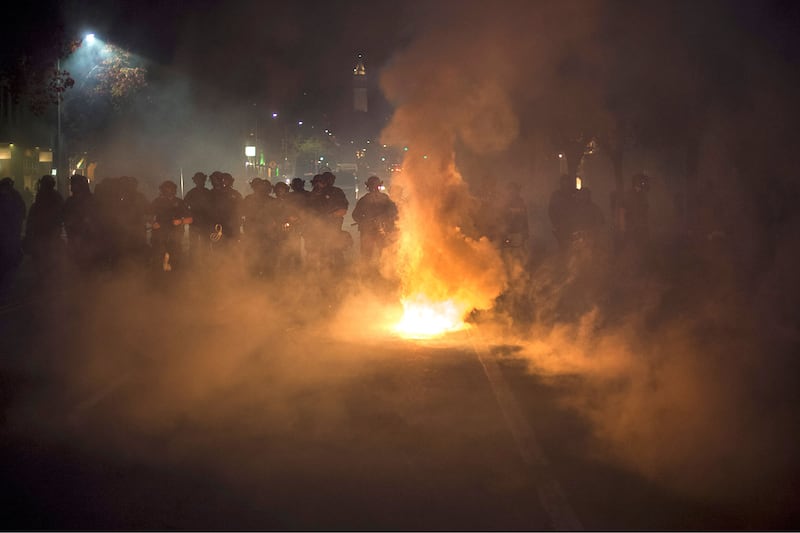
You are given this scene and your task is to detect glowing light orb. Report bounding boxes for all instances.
[394,296,468,339]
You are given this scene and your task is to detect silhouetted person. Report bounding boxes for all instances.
[93,177,123,268]
[573,188,604,233]
[270,181,297,270]
[23,175,64,274]
[304,174,324,270]
[564,187,606,257]
[499,181,530,248]
[209,172,242,250]
[184,172,213,259]
[285,178,311,269]
[352,175,397,268]
[242,177,276,276]
[62,174,99,269]
[150,180,191,272]
[313,171,349,272]
[118,176,149,265]
[495,181,533,323]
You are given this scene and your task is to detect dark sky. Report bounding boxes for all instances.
[5,0,799,181]
[55,0,425,118]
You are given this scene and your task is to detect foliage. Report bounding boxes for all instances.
[86,47,147,108]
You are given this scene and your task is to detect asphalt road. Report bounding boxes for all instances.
[0,273,797,530]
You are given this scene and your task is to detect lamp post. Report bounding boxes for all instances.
[56,57,65,195]
[56,33,101,194]
[245,144,256,177]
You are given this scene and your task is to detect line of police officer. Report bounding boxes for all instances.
[12,170,402,279]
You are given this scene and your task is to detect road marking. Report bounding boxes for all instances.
[0,299,35,315]
[68,373,131,422]
[470,331,584,531]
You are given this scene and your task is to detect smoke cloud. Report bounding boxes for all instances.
[374,0,800,514]
[6,1,798,527]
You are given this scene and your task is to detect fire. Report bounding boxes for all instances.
[394,294,469,339]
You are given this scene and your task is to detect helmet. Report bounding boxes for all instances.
[290,177,305,191]
[366,175,382,190]
[221,173,234,188]
[119,175,138,190]
[38,174,56,190]
[192,172,207,185]
[159,180,178,193]
[209,171,223,188]
[70,174,88,186]
[274,182,289,195]
[321,171,336,186]
[70,174,90,194]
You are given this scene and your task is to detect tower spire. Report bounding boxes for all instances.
[353,53,368,112]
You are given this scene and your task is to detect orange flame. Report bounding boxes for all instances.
[378,48,517,339]
[394,294,469,339]
[384,157,505,340]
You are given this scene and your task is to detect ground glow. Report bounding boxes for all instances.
[393,294,469,339]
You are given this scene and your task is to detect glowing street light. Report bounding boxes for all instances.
[245,145,256,157]
[57,32,103,192]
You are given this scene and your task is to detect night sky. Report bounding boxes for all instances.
[4,0,800,185]
[7,0,799,129]
[53,0,423,118]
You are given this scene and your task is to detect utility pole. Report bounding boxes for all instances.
[56,58,66,196]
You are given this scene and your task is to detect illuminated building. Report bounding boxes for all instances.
[353,53,368,113]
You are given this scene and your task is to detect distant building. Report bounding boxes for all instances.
[0,142,54,191]
[353,53,368,113]
[0,83,58,192]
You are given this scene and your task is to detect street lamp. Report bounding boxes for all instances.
[245,145,256,176]
[56,32,102,194]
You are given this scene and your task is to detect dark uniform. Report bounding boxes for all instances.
[150,181,190,272]
[352,176,397,267]
[242,178,276,275]
[118,176,149,264]
[209,173,243,249]
[310,172,349,272]
[284,178,312,268]
[24,175,64,273]
[270,182,296,270]
[184,172,213,258]
[63,175,100,269]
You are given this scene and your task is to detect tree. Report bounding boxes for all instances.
[61,43,148,157]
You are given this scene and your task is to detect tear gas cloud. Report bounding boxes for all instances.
[373,0,800,506]
[10,0,800,521]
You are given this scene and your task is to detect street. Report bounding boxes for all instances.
[2,268,796,530]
